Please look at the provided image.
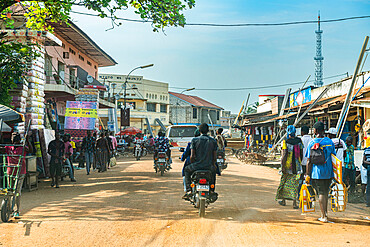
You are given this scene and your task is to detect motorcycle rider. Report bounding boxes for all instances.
[183,123,218,200]
[154,131,171,169]
[181,129,201,191]
[133,133,144,158]
[215,128,227,151]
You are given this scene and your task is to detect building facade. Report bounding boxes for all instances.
[169,92,223,126]
[98,73,170,133]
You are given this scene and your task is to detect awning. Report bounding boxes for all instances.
[0,121,12,132]
[0,104,24,124]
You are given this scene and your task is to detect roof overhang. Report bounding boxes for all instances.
[50,21,117,67]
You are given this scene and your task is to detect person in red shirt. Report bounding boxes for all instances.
[5,132,33,218]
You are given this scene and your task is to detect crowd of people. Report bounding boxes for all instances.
[276,121,370,223]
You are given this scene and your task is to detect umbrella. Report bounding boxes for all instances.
[117,127,142,136]
[0,104,24,124]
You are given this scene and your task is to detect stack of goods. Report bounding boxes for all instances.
[330,183,347,212]
[75,88,100,130]
[9,81,28,134]
[26,45,46,130]
[299,183,316,213]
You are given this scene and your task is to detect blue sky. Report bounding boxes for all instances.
[71,0,370,113]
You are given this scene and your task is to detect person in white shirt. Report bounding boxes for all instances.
[326,127,347,165]
[300,125,312,174]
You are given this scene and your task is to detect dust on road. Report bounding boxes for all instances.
[0,153,369,246]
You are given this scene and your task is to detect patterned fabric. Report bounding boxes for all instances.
[281,137,303,174]
[155,136,169,152]
[82,136,96,153]
[344,145,355,170]
[276,174,300,200]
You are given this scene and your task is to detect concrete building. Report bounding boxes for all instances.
[169,92,223,126]
[98,74,170,133]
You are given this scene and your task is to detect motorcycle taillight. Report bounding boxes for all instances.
[199,179,207,185]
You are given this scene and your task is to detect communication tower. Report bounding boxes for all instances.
[314,12,324,87]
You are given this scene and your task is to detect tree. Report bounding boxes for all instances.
[0,0,196,106]
[245,102,259,114]
[0,33,38,106]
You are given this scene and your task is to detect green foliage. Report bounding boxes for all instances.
[0,33,39,107]
[246,102,259,114]
[1,0,196,32]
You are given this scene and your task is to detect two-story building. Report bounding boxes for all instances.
[98,73,170,133]
[169,92,224,126]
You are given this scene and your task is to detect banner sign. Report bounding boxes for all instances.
[65,101,97,130]
[290,87,312,107]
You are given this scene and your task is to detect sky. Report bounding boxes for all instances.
[70,0,370,113]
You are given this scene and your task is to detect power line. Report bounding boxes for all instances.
[70,10,370,27]
[169,73,348,91]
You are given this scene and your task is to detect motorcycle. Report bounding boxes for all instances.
[187,170,218,217]
[154,152,169,176]
[134,144,143,160]
[216,151,228,174]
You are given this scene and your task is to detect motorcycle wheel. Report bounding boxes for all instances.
[199,199,206,218]
[160,168,164,176]
[1,197,12,223]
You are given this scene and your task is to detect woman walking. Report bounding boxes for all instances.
[276,125,303,209]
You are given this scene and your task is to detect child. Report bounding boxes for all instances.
[343,136,355,193]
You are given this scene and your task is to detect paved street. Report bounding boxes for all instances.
[0,153,369,246]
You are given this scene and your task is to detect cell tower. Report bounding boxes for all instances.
[314,12,324,87]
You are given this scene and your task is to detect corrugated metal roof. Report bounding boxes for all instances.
[169,92,223,109]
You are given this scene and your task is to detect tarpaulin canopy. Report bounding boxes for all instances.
[0,104,24,124]
[0,121,12,132]
[116,127,142,136]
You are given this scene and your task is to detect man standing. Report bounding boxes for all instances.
[301,126,312,175]
[362,145,370,207]
[326,127,347,166]
[183,123,218,200]
[305,121,336,223]
[82,130,96,175]
[48,132,65,188]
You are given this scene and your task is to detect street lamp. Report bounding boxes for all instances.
[176,87,195,124]
[116,64,154,130]
[180,87,195,94]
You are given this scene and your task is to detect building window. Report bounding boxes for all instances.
[146,93,148,98]
[160,104,167,113]
[79,54,84,61]
[94,65,97,69]
[87,60,92,66]
[217,111,220,120]
[147,103,156,112]
[63,52,69,59]
[155,95,157,99]
[193,108,197,119]
[69,48,76,55]
[45,55,53,77]
[160,95,162,100]
[117,77,121,79]
[62,43,65,49]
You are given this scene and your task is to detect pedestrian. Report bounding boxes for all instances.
[343,136,356,194]
[48,132,65,188]
[63,134,76,182]
[305,121,336,223]
[106,132,113,169]
[300,126,312,175]
[82,130,96,175]
[326,127,347,166]
[276,125,303,209]
[96,131,110,172]
[5,132,33,218]
[362,144,370,207]
[92,132,97,170]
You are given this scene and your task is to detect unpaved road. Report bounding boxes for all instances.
[1,153,369,246]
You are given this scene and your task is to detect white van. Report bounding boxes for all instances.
[165,125,198,147]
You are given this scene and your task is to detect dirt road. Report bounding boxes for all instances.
[1,153,369,246]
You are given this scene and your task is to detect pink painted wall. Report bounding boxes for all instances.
[45,34,99,84]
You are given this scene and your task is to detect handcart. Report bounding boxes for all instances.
[0,144,25,222]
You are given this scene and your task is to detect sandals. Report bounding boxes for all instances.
[278,200,286,206]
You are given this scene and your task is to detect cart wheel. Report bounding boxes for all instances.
[1,198,12,223]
